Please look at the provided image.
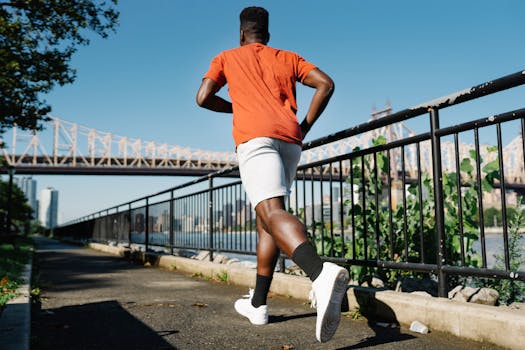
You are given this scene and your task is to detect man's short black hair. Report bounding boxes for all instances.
[240,6,269,37]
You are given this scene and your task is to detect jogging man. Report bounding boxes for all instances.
[196,6,349,343]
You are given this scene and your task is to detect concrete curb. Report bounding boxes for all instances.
[0,256,32,350]
[88,243,525,350]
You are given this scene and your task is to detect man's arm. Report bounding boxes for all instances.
[300,68,335,138]
[196,78,233,113]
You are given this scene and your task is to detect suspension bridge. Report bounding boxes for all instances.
[0,106,524,182]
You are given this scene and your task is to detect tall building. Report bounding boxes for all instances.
[14,176,38,218]
[39,187,59,228]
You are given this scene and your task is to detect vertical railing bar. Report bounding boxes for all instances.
[361,156,367,261]
[128,203,132,248]
[190,195,194,248]
[474,128,487,268]
[320,165,325,256]
[311,169,316,243]
[339,160,345,258]
[293,173,300,219]
[208,175,214,262]
[243,187,247,252]
[178,198,182,248]
[229,184,233,251]
[497,123,510,270]
[350,157,356,260]
[387,149,394,261]
[221,187,225,253]
[329,163,335,257]
[430,108,448,297]
[173,198,177,248]
[202,191,205,250]
[249,194,254,254]
[402,146,408,262]
[373,152,380,261]
[233,184,237,253]
[416,142,426,263]
[145,198,149,253]
[181,198,185,248]
[521,118,525,180]
[454,133,465,266]
[302,169,306,225]
[238,183,243,253]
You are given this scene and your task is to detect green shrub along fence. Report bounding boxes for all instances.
[53,70,525,300]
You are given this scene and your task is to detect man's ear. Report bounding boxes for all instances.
[240,29,245,45]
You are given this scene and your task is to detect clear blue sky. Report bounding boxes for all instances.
[14,0,525,223]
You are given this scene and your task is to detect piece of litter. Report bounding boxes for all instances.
[410,320,429,334]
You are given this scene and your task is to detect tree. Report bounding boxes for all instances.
[0,179,33,225]
[0,0,119,133]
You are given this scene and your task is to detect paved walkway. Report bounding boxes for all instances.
[30,237,501,349]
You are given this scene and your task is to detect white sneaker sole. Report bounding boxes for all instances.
[317,267,349,342]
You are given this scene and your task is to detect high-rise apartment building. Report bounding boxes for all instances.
[39,187,59,228]
[14,176,38,219]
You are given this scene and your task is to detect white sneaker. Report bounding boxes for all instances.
[310,262,349,342]
[234,289,268,325]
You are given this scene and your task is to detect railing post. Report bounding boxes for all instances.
[128,203,132,248]
[208,175,214,262]
[145,198,149,253]
[429,108,448,297]
[169,190,174,255]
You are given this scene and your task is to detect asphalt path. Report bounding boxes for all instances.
[30,237,501,349]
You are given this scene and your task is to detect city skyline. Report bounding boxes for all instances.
[14,176,38,219]
[39,187,59,228]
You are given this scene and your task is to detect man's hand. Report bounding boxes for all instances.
[300,118,311,140]
[196,78,233,113]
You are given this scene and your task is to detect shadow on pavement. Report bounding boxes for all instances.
[34,247,141,293]
[336,287,416,350]
[31,300,177,350]
[269,311,317,323]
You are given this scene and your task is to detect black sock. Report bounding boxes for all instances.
[291,241,324,282]
[251,274,273,308]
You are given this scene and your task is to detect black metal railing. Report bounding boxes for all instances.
[53,69,525,297]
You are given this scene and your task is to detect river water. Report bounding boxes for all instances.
[130,230,524,270]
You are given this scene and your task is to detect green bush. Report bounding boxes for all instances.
[0,237,32,308]
[306,139,519,294]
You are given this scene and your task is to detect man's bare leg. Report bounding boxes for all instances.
[255,196,323,281]
[255,197,308,256]
[250,216,279,308]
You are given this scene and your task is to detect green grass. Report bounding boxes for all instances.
[0,236,33,309]
[215,271,229,283]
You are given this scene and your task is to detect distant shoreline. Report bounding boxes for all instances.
[484,227,525,235]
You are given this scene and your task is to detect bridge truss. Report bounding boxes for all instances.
[0,112,523,182]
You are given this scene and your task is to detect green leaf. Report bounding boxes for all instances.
[482,158,499,173]
[460,158,474,173]
[373,135,387,146]
[481,178,494,192]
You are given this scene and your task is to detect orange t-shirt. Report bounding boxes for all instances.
[203,43,316,146]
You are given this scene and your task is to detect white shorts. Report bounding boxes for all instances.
[236,137,302,209]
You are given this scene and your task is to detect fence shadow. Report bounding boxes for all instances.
[337,288,415,350]
[31,300,177,349]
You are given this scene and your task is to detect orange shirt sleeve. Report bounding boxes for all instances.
[203,54,227,87]
[296,54,317,83]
